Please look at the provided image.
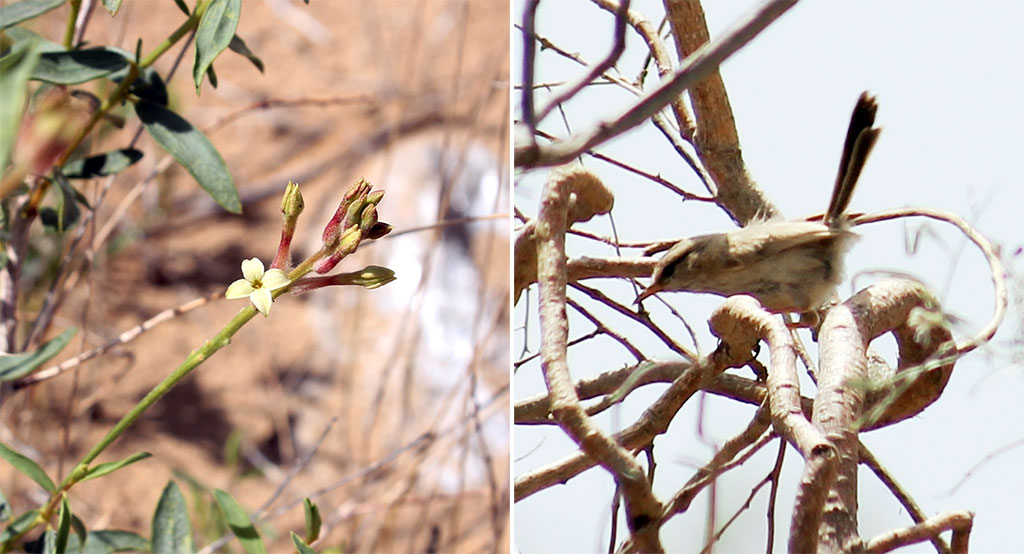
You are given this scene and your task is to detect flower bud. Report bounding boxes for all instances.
[343,193,369,229]
[323,179,372,247]
[280,181,304,217]
[366,222,393,240]
[338,226,362,256]
[272,181,305,268]
[349,265,396,289]
[321,206,343,247]
[359,203,377,231]
[343,177,371,202]
[313,252,341,274]
[289,265,396,294]
[313,226,362,273]
[366,190,384,206]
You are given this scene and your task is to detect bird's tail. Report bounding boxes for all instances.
[826,91,881,227]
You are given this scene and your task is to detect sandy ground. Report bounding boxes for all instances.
[2,1,509,552]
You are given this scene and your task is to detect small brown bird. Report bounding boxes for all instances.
[636,92,881,313]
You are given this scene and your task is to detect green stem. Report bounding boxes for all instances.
[19,295,257,546]
[52,65,138,171]
[67,305,257,478]
[138,0,212,68]
[56,0,213,163]
[51,248,329,489]
[62,0,81,49]
[286,246,331,282]
[23,0,212,218]
[5,245,335,549]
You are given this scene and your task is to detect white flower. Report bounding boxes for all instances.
[225,258,290,317]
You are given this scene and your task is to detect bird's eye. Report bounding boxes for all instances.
[661,253,688,280]
[663,248,697,279]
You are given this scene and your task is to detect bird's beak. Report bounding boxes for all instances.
[635,283,661,305]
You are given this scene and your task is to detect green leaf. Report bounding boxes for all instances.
[302,498,321,544]
[0,0,65,29]
[0,509,38,542]
[101,0,122,16]
[290,531,316,554]
[0,442,55,492]
[0,327,76,382]
[41,171,81,232]
[0,487,11,521]
[206,62,218,89]
[64,530,149,554]
[228,35,263,73]
[31,48,128,84]
[109,62,167,106]
[151,481,194,554]
[213,489,266,554]
[2,26,64,53]
[56,495,71,554]
[39,207,61,232]
[172,0,189,15]
[62,149,143,178]
[0,325,77,382]
[134,100,241,213]
[0,35,42,169]
[193,0,240,94]
[79,452,151,482]
[70,514,87,550]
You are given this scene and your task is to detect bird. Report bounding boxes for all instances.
[636,92,881,313]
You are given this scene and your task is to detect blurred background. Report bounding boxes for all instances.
[1,1,509,552]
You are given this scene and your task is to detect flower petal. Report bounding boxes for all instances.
[250,288,273,317]
[241,258,265,282]
[261,268,290,291]
[225,279,255,299]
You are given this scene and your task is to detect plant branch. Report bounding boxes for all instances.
[533,0,631,124]
[515,0,796,168]
[534,164,663,551]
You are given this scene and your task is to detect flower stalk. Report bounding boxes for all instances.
[314,178,391,273]
[290,265,396,294]
[12,179,394,548]
[271,181,304,269]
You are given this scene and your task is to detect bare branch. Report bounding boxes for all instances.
[534,166,663,550]
[515,0,797,168]
[534,0,632,123]
[663,405,773,519]
[592,0,698,141]
[860,444,951,554]
[13,292,221,389]
[851,207,1007,355]
[863,511,974,554]
[515,358,708,500]
[812,300,869,549]
[519,0,541,141]
[567,298,646,363]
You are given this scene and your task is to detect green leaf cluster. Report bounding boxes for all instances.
[0,0,272,217]
[0,442,327,553]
